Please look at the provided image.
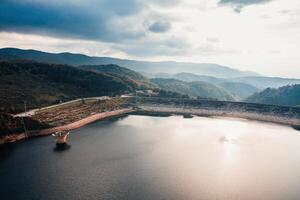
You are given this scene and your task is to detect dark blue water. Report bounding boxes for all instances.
[1,115,300,200]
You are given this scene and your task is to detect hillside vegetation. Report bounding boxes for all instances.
[151,78,236,101]
[218,82,259,100]
[0,61,139,112]
[246,84,300,107]
[80,64,154,89]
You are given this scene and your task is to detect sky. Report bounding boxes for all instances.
[0,0,300,78]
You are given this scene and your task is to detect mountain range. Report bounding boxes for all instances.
[0,48,258,78]
[148,72,300,90]
[151,78,236,101]
[1,47,300,108]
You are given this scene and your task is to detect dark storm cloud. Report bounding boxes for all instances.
[148,21,171,33]
[0,0,176,42]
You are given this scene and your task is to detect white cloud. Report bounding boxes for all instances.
[0,0,300,78]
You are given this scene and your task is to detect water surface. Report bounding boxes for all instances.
[1,115,300,200]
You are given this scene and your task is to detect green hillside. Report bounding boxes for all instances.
[151,78,236,101]
[173,72,225,84]
[0,61,139,112]
[80,64,154,89]
[246,84,300,106]
[218,82,260,100]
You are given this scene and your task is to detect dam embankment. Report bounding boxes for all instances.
[1,97,300,145]
[0,108,133,144]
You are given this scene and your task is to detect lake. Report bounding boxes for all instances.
[1,115,300,200]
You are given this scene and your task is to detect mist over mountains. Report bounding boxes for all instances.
[147,72,300,90]
[2,48,298,89]
[0,48,258,78]
[151,78,236,101]
[1,47,300,108]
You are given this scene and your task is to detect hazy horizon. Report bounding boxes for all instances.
[0,0,300,78]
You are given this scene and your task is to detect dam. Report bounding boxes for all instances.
[1,96,300,145]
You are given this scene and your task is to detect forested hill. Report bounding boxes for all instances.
[218,82,259,100]
[151,78,236,101]
[0,61,139,112]
[80,64,153,88]
[246,85,300,107]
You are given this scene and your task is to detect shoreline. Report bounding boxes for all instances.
[0,108,133,145]
[1,106,300,145]
[136,106,300,127]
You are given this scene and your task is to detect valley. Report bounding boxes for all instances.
[1,48,300,145]
[1,1,300,199]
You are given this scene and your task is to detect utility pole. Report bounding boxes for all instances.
[135,91,138,108]
[21,101,28,138]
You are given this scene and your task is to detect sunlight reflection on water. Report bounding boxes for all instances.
[1,115,300,200]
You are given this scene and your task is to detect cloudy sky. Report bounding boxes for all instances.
[0,0,300,78]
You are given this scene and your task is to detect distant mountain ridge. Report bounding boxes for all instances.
[3,47,300,106]
[229,76,300,89]
[147,72,300,91]
[151,78,236,101]
[218,82,259,100]
[0,48,258,78]
[173,72,224,84]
